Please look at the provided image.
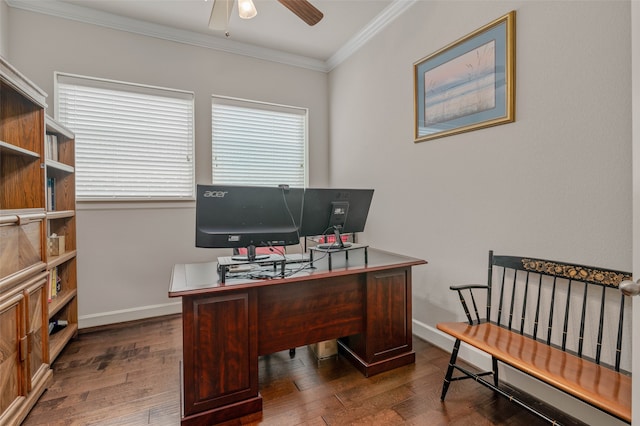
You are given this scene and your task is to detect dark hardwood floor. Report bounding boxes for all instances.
[23,315,584,425]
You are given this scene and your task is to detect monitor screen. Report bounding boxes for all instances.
[299,188,374,248]
[195,184,303,254]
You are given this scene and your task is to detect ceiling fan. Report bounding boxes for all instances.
[209,0,324,31]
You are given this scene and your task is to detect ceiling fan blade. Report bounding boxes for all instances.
[209,0,234,30]
[277,0,323,26]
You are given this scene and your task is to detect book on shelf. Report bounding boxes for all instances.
[49,319,68,335]
[48,266,59,302]
[47,177,56,211]
[45,134,59,161]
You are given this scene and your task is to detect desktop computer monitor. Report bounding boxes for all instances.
[195,184,303,260]
[299,188,374,249]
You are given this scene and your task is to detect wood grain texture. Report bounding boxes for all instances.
[0,295,24,418]
[0,221,43,280]
[365,269,412,362]
[20,314,587,425]
[258,275,365,355]
[55,136,75,168]
[182,292,259,417]
[1,59,65,425]
[277,0,323,26]
[175,259,419,424]
[0,85,44,153]
[26,282,46,387]
[0,84,45,211]
[47,168,75,212]
[438,321,631,422]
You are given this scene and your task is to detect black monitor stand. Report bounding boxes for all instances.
[309,243,368,271]
[231,245,270,262]
[316,226,352,250]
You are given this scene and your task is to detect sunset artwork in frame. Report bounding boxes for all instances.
[414,11,515,143]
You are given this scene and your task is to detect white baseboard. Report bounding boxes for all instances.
[78,301,182,329]
[412,319,626,426]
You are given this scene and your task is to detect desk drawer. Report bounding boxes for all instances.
[258,274,365,355]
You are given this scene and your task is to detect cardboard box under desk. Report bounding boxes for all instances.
[309,339,338,360]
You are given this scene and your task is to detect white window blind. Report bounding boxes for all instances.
[56,73,194,200]
[211,96,307,187]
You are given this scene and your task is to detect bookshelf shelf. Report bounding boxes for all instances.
[0,140,41,158]
[49,288,78,317]
[46,209,75,220]
[49,322,79,362]
[47,250,77,270]
[45,117,74,139]
[46,159,75,173]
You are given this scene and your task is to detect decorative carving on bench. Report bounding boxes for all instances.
[520,258,632,287]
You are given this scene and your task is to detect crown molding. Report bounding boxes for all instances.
[6,0,328,71]
[6,0,415,73]
[327,0,417,71]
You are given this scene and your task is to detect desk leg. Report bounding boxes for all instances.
[180,291,261,425]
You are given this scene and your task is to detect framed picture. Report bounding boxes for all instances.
[414,11,515,143]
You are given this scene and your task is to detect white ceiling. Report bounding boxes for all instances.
[7,0,416,71]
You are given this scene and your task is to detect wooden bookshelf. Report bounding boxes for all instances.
[1,57,80,423]
[45,116,78,363]
[0,56,52,425]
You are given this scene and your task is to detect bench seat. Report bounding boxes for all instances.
[437,321,631,423]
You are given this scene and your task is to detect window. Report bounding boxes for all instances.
[211,96,307,187]
[56,73,194,200]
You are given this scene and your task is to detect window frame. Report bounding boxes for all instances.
[211,95,309,188]
[55,72,196,202]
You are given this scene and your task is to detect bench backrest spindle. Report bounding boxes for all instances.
[532,274,543,338]
[561,279,572,351]
[486,253,493,322]
[546,276,557,345]
[616,293,626,371]
[483,251,633,373]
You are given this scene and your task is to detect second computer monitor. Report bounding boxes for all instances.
[300,188,374,249]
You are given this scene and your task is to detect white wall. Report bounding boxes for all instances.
[329,1,631,425]
[0,0,8,58]
[8,8,330,327]
[330,0,631,330]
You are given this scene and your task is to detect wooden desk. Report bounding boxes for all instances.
[169,248,426,425]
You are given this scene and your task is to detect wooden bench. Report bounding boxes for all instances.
[437,251,633,424]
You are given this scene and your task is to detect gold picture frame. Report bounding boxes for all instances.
[414,11,516,143]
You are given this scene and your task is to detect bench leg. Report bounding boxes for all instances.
[492,356,499,387]
[441,339,461,401]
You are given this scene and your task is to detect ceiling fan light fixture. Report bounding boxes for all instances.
[238,0,257,19]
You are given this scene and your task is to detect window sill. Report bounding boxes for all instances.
[76,199,195,211]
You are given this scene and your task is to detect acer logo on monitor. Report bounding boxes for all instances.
[203,191,228,198]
